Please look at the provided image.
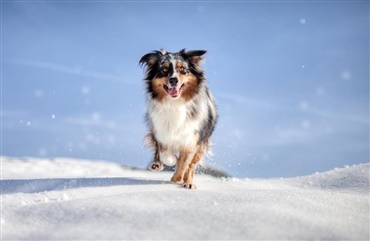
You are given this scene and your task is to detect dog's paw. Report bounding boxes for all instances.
[183,183,197,189]
[170,175,182,183]
[148,161,164,171]
[159,151,177,166]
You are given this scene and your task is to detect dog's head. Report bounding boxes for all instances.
[139,49,206,101]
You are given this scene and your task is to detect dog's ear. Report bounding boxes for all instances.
[139,50,165,68]
[180,49,207,66]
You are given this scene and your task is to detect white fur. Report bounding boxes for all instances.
[159,151,177,166]
[148,95,208,153]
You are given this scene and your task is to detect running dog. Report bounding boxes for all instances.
[139,49,217,189]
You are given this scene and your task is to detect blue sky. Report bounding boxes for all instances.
[2,1,369,178]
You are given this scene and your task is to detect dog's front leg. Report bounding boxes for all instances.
[171,148,195,183]
[148,143,164,171]
[183,145,205,189]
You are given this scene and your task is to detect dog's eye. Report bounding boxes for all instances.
[162,67,168,73]
[178,66,186,73]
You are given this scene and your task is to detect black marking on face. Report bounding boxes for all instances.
[156,61,172,78]
[157,53,189,79]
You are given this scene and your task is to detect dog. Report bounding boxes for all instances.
[139,49,217,189]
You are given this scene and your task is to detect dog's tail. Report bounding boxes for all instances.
[203,140,215,158]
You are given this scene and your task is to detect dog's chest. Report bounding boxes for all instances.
[149,100,198,148]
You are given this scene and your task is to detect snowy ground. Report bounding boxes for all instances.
[1,157,369,240]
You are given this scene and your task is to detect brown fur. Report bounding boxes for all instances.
[178,73,199,102]
[151,77,168,102]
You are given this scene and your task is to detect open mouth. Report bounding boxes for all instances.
[163,84,184,98]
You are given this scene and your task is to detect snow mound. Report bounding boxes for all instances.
[1,157,369,240]
[285,163,369,192]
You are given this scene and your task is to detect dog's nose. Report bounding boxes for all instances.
[169,77,178,87]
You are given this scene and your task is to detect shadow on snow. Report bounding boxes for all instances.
[1,177,171,195]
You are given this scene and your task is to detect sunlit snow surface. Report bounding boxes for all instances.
[1,157,369,240]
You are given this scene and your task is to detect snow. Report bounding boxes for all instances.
[1,157,369,240]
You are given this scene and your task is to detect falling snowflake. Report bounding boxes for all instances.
[341,70,351,80]
[197,5,205,13]
[316,87,326,96]
[34,89,43,98]
[302,120,311,129]
[81,86,90,95]
[299,101,309,111]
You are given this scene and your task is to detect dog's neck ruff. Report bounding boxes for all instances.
[148,97,202,152]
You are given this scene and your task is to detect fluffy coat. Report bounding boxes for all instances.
[139,49,217,189]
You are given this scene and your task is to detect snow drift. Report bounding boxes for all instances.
[1,157,369,240]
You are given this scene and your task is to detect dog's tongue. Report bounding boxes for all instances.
[168,87,179,97]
